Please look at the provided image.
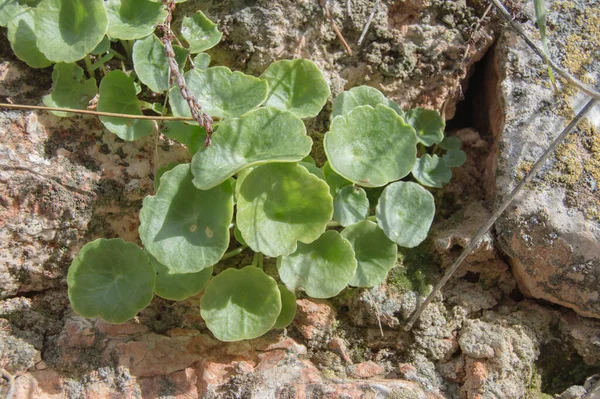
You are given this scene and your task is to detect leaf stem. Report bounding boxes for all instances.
[327,220,341,228]
[109,49,127,61]
[251,252,264,269]
[83,55,95,80]
[121,40,133,59]
[0,103,195,121]
[221,246,248,261]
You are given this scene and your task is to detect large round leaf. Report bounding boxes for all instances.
[333,185,369,227]
[35,0,108,63]
[341,220,397,288]
[133,34,187,93]
[405,107,445,146]
[376,181,435,248]
[43,63,98,117]
[411,154,452,188]
[322,161,351,198]
[277,231,356,298]
[7,8,51,68]
[273,284,296,329]
[191,107,312,190]
[67,238,155,324]
[331,85,403,121]
[236,163,333,257]
[105,0,167,40]
[259,59,330,119]
[200,266,281,341]
[139,163,234,273]
[169,67,268,119]
[324,104,417,187]
[148,252,213,301]
[180,10,222,53]
[97,70,154,141]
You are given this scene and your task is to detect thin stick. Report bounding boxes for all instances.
[404,98,598,331]
[357,0,379,46]
[0,103,195,121]
[1,368,15,399]
[490,0,600,102]
[319,0,353,55]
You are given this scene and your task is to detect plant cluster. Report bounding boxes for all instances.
[0,0,465,341]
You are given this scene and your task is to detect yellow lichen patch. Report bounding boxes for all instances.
[553,139,583,186]
[516,161,534,182]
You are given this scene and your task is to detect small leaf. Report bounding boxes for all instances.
[324,104,417,187]
[180,10,222,53]
[153,162,180,190]
[376,181,435,248]
[273,284,296,329]
[259,58,330,119]
[411,154,452,188]
[322,161,352,198]
[43,63,98,117]
[169,67,268,119]
[405,108,445,146]
[331,85,403,121]
[67,238,155,324]
[191,107,312,190]
[277,230,356,299]
[149,252,213,301]
[35,0,108,63]
[233,225,247,246]
[333,185,369,227]
[7,8,51,68]
[97,70,154,141]
[236,163,333,257]
[299,162,324,180]
[193,53,211,69]
[443,149,467,168]
[200,266,281,341]
[139,163,234,273]
[161,121,206,156]
[133,34,187,93]
[90,36,110,55]
[105,0,167,40]
[341,220,397,288]
[439,136,462,151]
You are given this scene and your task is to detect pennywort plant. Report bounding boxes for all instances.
[0,1,466,341]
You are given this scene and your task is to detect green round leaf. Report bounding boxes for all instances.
[236,163,333,257]
[0,0,25,27]
[97,70,154,141]
[299,162,324,180]
[405,107,445,146]
[273,284,296,329]
[322,161,352,198]
[233,225,247,246]
[200,266,281,341]
[180,10,222,53]
[411,154,452,188]
[133,34,187,93]
[277,231,356,298]
[154,162,180,190]
[90,36,110,55]
[376,181,435,248]
[149,252,213,301]
[67,238,155,324]
[7,8,51,68]
[324,104,418,187]
[35,0,108,63]
[439,136,462,151]
[43,63,98,117]
[139,163,234,273]
[443,149,467,168]
[161,121,206,156]
[331,85,403,121]
[169,67,268,119]
[193,53,211,69]
[191,107,312,190]
[341,220,398,288]
[105,0,167,40]
[259,59,330,119]
[333,185,369,227]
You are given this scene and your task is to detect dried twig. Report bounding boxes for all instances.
[405,97,598,331]
[0,103,194,120]
[319,0,353,55]
[159,0,214,146]
[490,0,600,102]
[357,0,379,46]
[1,368,15,399]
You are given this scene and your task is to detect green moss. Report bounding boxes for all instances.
[387,241,439,295]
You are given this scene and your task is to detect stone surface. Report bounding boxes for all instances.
[490,1,600,318]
